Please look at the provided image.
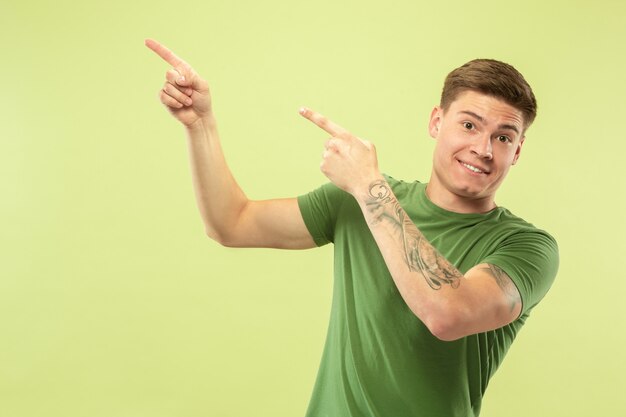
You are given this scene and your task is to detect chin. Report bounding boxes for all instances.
[452,185,492,200]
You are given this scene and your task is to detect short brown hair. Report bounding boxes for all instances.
[440,59,537,129]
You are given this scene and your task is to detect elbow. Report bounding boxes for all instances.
[420,308,469,342]
[205,227,237,247]
[425,318,463,342]
[203,203,249,248]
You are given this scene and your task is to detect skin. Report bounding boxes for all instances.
[298,107,523,340]
[426,91,526,213]
[145,38,315,249]
[146,39,524,340]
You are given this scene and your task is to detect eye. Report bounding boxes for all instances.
[463,122,474,130]
[497,135,511,143]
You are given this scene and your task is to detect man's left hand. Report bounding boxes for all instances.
[299,107,383,196]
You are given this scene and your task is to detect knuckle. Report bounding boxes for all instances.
[166,69,178,81]
[160,92,180,108]
[164,83,178,96]
[163,83,185,100]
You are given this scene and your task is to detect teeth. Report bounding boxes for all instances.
[461,162,484,173]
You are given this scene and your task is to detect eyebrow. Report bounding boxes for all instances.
[459,110,520,135]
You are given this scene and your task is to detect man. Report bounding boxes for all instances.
[145,38,559,417]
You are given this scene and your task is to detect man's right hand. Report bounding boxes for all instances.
[145,38,212,128]
[143,39,315,249]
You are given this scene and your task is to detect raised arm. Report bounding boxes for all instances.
[145,39,314,249]
[299,107,522,340]
[357,179,522,340]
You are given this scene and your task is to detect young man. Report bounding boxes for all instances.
[146,39,559,417]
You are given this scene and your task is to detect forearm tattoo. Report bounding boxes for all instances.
[479,264,521,313]
[366,180,461,290]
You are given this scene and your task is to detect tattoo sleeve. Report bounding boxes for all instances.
[365,180,461,290]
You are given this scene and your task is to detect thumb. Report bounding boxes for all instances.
[173,68,192,87]
[177,68,209,93]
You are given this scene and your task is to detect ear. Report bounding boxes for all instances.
[428,106,443,139]
[512,136,525,165]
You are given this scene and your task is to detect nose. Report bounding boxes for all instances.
[470,134,493,159]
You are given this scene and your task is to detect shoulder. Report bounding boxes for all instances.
[481,207,560,312]
[492,207,559,250]
[298,181,349,205]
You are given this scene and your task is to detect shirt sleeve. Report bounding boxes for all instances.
[482,230,559,316]
[297,182,349,247]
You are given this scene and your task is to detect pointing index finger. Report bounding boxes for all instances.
[299,107,352,139]
[145,38,187,68]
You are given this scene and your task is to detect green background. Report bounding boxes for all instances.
[2,0,624,415]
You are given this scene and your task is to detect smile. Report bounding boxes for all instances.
[458,160,488,174]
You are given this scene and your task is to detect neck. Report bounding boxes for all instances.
[425,181,497,214]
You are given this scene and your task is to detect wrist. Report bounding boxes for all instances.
[186,114,217,134]
[351,173,386,202]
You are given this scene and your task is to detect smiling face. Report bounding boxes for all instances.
[427,90,526,213]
